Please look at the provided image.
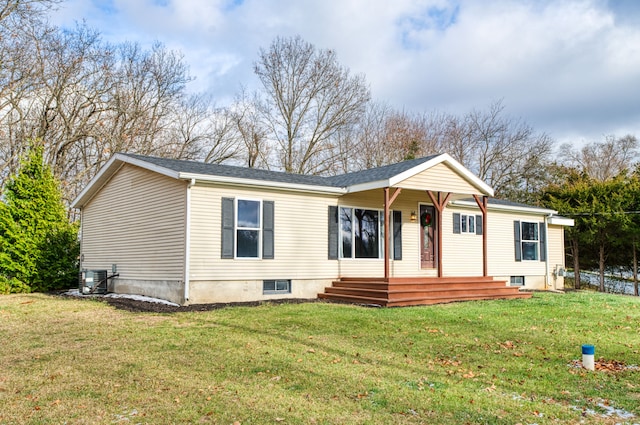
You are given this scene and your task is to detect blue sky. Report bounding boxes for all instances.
[51,0,640,146]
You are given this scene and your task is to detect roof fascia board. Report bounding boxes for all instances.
[71,161,125,208]
[121,155,180,179]
[451,199,557,215]
[410,154,494,196]
[71,153,180,208]
[178,172,346,195]
[387,154,446,186]
[71,154,126,208]
[344,180,390,193]
[345,154,495,196]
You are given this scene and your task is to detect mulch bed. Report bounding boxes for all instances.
[59,292,321,313]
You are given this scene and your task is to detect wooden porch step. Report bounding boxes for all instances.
[318,276,532,307]
[331,279,510,291]
[324,285,525,300]
[317,292,390,306]
[386,292,531,307]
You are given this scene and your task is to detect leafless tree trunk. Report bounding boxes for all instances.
[599,239,606,292]
[634,241,638,296]
[254,35,370,175]
[229,89,270,168]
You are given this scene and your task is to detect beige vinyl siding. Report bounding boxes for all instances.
[397,163,482,195]
[81,164,186,281]
[486,209,548,279]
[547,225,566,290]
[442,207,484,276]
[189,184,339,282]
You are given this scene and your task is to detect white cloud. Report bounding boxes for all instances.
[50,0,640,144]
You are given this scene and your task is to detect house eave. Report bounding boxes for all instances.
[451,199,558,215]
[178,172,346,195]
[548,216,575,227]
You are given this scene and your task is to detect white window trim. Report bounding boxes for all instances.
[338,206,386,259]
[520,221,539,261]
[235,197,262,259]
[460,214,475,234]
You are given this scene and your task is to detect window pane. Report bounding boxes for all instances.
[237,230,259,257]
[354,209,379,258]
[276,280,288,291]
[522,242,538,260]
[522,222,538,241]
[340,207,353,258]
[263,280,276,291]
[510,276,524,286]
[461,215,468,233]
[469,216,475,233]
[238,200,260,228]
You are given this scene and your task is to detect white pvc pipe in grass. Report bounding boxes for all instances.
[582,344,595,370]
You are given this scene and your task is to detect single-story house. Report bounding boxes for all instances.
[72,153,574,306]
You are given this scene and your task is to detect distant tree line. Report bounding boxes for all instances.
[0,1,638,293]
[542,136,640,295]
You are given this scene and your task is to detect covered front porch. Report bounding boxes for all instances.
[320,154,532,306]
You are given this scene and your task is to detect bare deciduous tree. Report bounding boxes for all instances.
[560,134,638,182]
[0,12,208,204]
[229,88,270,169]
[254,35,370,174]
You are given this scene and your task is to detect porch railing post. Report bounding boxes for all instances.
[473,194,489,277]
[384,187,390,280]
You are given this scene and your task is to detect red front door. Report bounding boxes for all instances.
[420,205,436,269]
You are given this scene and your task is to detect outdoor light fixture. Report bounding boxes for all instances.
[410,211,417,222]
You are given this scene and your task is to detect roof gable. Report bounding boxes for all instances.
[72,152,494,208]
[327,153,494,196]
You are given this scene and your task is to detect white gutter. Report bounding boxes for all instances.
[451,199,557,215]
[178,172,346,195]
[184,178,195,303]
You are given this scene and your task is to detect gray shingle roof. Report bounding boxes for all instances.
[124,153,332,187]
[123,153,440,188]
[325,155,439,186]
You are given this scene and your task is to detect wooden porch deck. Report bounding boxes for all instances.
[318,276,532,307]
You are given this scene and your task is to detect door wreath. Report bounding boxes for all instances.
[420,211,432,227]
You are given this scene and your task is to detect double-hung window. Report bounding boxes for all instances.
[221,197,274,259]
[514,220,546,262]
[520,222,538,261]
[236,199,261,258]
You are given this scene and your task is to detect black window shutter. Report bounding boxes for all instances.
[514,220,522,262]
[539,222,546,262]
[393,211,402,260]
[453,213,461,234]
[262,201,274,259]
[221,197,235,259]
[475,215,483,235]
[328,206,339,259]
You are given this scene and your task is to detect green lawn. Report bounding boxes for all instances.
[1,291,639,424]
